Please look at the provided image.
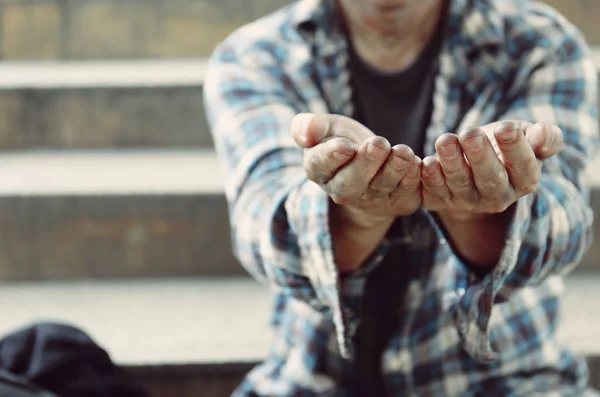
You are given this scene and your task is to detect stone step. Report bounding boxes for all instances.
[0,0,596,62]
[0,0,289,61]
[0,276,598,396]
[0,60,212,149]
[2,149,600,282]
[0,149,242,281]
[2,46,600,150]
[0,277,270,396]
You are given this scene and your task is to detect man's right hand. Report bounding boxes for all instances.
[291,113,423,229]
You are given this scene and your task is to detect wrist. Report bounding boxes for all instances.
[437,211,493,225]
[331,201,394,230]
[329,201,394,273]
[435,207,515,268]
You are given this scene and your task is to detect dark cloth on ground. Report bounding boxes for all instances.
[0,323,149,397]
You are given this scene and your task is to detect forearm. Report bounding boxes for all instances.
[329,202,394,273]
[439,174,592,282]
[437,208,514,270]
[512,177,593,280]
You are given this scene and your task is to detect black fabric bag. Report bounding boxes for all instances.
[0,369,57,397]
[0,323,149,397]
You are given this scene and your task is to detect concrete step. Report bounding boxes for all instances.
[0,276,598,396]
[2,46,600,150]
[0,0,596,62]
[0,149,242,281]
[2,149,600,282]
[0,60,212,149]
[0,0,289,61]
[0,277,271,397]
[0,278,272,366]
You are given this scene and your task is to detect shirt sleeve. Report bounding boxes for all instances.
[203,40,353,357]
[449,26,600,362]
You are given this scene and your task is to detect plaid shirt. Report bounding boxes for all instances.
[204,0,600,395]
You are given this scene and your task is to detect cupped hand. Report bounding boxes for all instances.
[421,120,563,222]
[291,113,423,227]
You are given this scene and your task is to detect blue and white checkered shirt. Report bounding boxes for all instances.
[204,0,600,395]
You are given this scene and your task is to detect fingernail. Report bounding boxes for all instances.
[294,114,311,142]
[408,163,419,177]
[495,128,519,143]
[439,144,458,158]
[333,150,353,161]
[367,143,385,160]
[548,131,556,147]
[392,145,415,162]
[407,158,421,177]
[465,134,484,150]
[391,155,408,170]
[544,125,558,151]
[422,157,437,176]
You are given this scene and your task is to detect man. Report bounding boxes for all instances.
[204,0,600,395]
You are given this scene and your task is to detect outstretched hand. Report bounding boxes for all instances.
[421,121,563,222]
[291,113,423,228]
[291,114,563,228]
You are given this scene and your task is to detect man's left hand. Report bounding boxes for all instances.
[421,121,564,222]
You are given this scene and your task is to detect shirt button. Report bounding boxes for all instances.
[387,350,412,372]
[388,356,401,371]
[343,308,356,321]
[439,238,447,246]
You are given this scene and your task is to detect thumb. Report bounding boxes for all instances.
[291,113,328,148]
[291,114,374,148]
[525,122,563,160]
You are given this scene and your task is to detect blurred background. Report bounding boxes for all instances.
[0,0,598,396]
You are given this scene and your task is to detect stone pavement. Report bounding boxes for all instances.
[0,275,598,367]
[1,149,600,281]
[0,149,223,195]
[0,60,208,89]
[2,148,599,196]
[0,278,272,366]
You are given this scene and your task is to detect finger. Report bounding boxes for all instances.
[391,155,422,196]
[304,137,357,184]
[369,145,414,193]
[291,114,322,148]
[328,136,391,199]
[389,156,423,215]
[291,113,374,148]
[493,122,540,195]
[421,155,451,205]
[524,122,564,160]
[478,120,533,141]
[400,156,422,189]
[435,133,478,203]
[459,127,511,200]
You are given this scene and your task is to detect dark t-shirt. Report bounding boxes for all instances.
[348,29,443,158]
[348,34,487,275]
[347,22,489,396]
[347,30,445,397]
[348,28,489,277]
